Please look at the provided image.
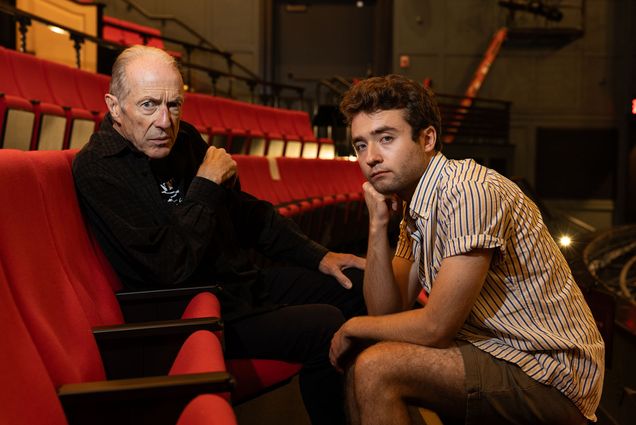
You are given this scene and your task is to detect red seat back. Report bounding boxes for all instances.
[183,93,207,128]
[275,109,301,141]
[193,93,227,134]
[290,110,317,142]
[234,155,281,204]
[28,150,124,326]
[0,149,106,386]
[0,46,25,98]
[42,60,86,110]
[6,49,57,105]
[253,105,283,139]
[75,70,110,115]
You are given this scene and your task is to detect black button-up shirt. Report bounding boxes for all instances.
[73,115,328,319]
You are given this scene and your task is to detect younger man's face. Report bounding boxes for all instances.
[351,109,434,200]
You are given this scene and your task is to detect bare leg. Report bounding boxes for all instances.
[351,341,466,425]
[345,364,361,425]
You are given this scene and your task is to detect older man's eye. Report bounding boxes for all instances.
[168,101,182,114]
[140,100,156,110]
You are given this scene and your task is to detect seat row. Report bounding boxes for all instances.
[0,46,110,152]
[103,15,166,50]
[0,46,336,160]
[0,148,312,424]
[183,93,337,159]
[102,15,183,59]
[234,155,367,249]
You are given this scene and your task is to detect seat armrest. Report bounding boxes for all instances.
[93,318,223,379]
[115,284,221,302]
[116,284,220,322]
[59,371,234,425]
[93,317,223,340]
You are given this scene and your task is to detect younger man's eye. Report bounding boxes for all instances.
[354,142,367,152]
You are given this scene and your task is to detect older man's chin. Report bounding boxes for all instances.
[146,145,173,160]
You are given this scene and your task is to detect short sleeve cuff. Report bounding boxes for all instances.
[444,234,506,262]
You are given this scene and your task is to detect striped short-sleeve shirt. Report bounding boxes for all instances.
[395,153,604,420]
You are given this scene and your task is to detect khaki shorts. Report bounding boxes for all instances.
[458,341,587,425]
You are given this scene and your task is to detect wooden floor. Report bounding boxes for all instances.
[234,377,311,425]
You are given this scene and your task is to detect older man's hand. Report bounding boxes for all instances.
[318,251,366,289]
[197,146,237,185]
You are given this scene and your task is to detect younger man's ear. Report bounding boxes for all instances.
[104,94,121,122]
[417,125,437,152]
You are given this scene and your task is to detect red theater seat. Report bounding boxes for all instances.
[190,93,231,148]
[0,47,35,150]
[234,154,299,217]
[0,149,233,424]
[74,70,110,123]
[42,60,97,150]
[273,109,302,157]
[0,266,237,425]
[103,15,165,49]
[235,103,267,156]
[4,48,67,150]
[253,104,286,157]
[183,92,211,142]
[177,394,238,425]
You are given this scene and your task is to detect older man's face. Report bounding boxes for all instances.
[109,57,184,159]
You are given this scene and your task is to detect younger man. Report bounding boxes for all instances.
[330,75,604,425]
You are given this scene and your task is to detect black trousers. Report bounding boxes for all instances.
[224,266,366,425]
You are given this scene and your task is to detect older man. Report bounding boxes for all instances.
[73,45,365,425]
[330,75,604,425]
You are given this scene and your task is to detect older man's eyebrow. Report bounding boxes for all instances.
[137,96,161,105]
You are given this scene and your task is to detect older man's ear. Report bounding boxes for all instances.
[105,94,121,122]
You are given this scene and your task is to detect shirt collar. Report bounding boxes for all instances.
[408,152,448,220]
[91,113,144,158]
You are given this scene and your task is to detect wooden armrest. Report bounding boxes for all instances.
[59,371,234,425]
[115,284,221,302]
[93,317,222,340]
[93,318,223,379]
[116,284,220,322]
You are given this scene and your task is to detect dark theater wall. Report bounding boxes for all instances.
[392,0,635,229]
[97,0,262,98]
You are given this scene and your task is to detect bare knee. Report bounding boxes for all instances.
[352,342,403,398]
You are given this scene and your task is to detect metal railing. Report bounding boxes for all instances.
[290,74,512,146]
[0,3,305,107]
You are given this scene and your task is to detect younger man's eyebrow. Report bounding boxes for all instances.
[352,125,398,144]
[370,125,397,136]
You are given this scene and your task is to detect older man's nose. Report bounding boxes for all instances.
[155,104,171,128]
